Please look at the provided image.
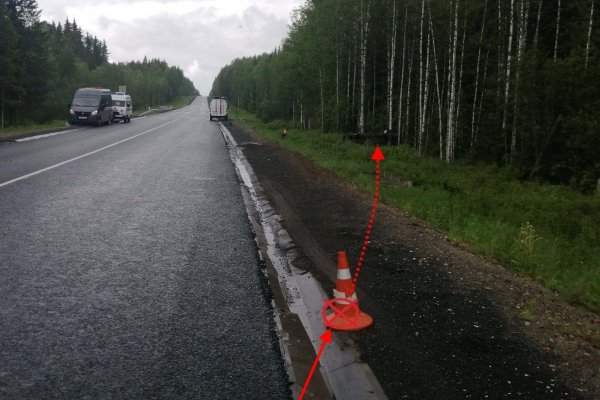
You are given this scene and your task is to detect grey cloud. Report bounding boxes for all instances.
[37,0,298,94]
[103,8,289,93]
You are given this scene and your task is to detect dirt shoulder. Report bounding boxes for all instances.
[225,121,599,400]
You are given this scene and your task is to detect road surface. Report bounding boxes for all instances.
[0,98,290,399]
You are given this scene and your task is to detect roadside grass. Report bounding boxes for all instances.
[164,95,196,109]
[134,95,196,116]
[0,120,68,140]
[231,107,600,313]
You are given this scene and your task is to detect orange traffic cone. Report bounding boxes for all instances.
[324,251,373,331]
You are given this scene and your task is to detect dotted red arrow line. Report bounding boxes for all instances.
[298,330,332,400]
[352,159,381,289]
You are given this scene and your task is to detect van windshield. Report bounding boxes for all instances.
[112,100,125,106]
[73,97,99,107]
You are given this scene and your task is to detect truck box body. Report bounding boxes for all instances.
[209,97,228,121]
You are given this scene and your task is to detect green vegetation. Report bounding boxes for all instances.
[212,0,600,193]
[162,95,195,110]
[0,1,197,129]
[233,107,600,312]
[133,95,196,116]
[0,120,66,140]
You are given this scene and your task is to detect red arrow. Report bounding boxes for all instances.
[371,145,385,161]
[298,329,332,400]
[352,146,384,289]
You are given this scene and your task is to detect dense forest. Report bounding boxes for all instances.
[0,0,197,128]
[211,0,599,192]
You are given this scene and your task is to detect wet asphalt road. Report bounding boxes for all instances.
[0,98,290,399]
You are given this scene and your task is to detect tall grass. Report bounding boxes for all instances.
[0,120,67,140]
[133,95,195,116]
[232,108,600,312]
[163,95,195,109]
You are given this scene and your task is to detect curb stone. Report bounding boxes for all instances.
[219,122,389,400]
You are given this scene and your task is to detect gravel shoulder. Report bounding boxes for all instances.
[225,121,600,400]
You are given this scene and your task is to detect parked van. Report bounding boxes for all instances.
[209,97,228,121]
[111,92,132,123]
[69,88,113,126]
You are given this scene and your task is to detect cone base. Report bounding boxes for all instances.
[326,311,373,332]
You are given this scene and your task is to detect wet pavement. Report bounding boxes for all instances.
[0,98,290,399]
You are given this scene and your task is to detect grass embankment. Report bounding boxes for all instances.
[165,95,195,109]
[0,120,67,140]
[232,107,600,313]
[134,95,196,116]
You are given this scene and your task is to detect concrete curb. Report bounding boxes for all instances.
[219,122,389,400]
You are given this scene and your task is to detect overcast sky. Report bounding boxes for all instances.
[37,0,303,95]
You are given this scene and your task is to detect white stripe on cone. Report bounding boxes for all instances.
[333,289,357,301]
[337,268,352,280]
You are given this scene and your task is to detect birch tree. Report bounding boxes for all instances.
[497,0,504,100]
[428,4,444,159]
[511,0,529,160]
[585,0,595,69]
[418,0,426,153]
[336,48,339,131]
[405,35,415,143]
[397,9,407,144]
[320,68,324,132]
[502,0,515,163]
[358,0,370,135]
[533,0,543,51]
[553,0,561,62]
[419,28,431,155]
[455,17,467,146]
[474,50,490,146]
[471,0,488,148]
[387,0,397,132]
[446,0,460,162]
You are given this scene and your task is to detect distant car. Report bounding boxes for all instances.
[69,88,113,126]
[111,92,132,123]
[209,97,228,121]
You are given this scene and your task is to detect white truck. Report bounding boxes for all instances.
[209,97,228,121]
[111,92,132,123]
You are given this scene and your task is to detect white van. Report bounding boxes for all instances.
[111,92,132,123]
[209,97,228,121]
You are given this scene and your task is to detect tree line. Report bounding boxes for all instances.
[0,0,197,128]
[211,0,599,192]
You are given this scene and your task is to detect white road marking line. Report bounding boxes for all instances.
[0,114,187,189]
[15,128,81,142]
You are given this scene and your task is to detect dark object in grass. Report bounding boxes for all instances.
[342,130,391,145]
